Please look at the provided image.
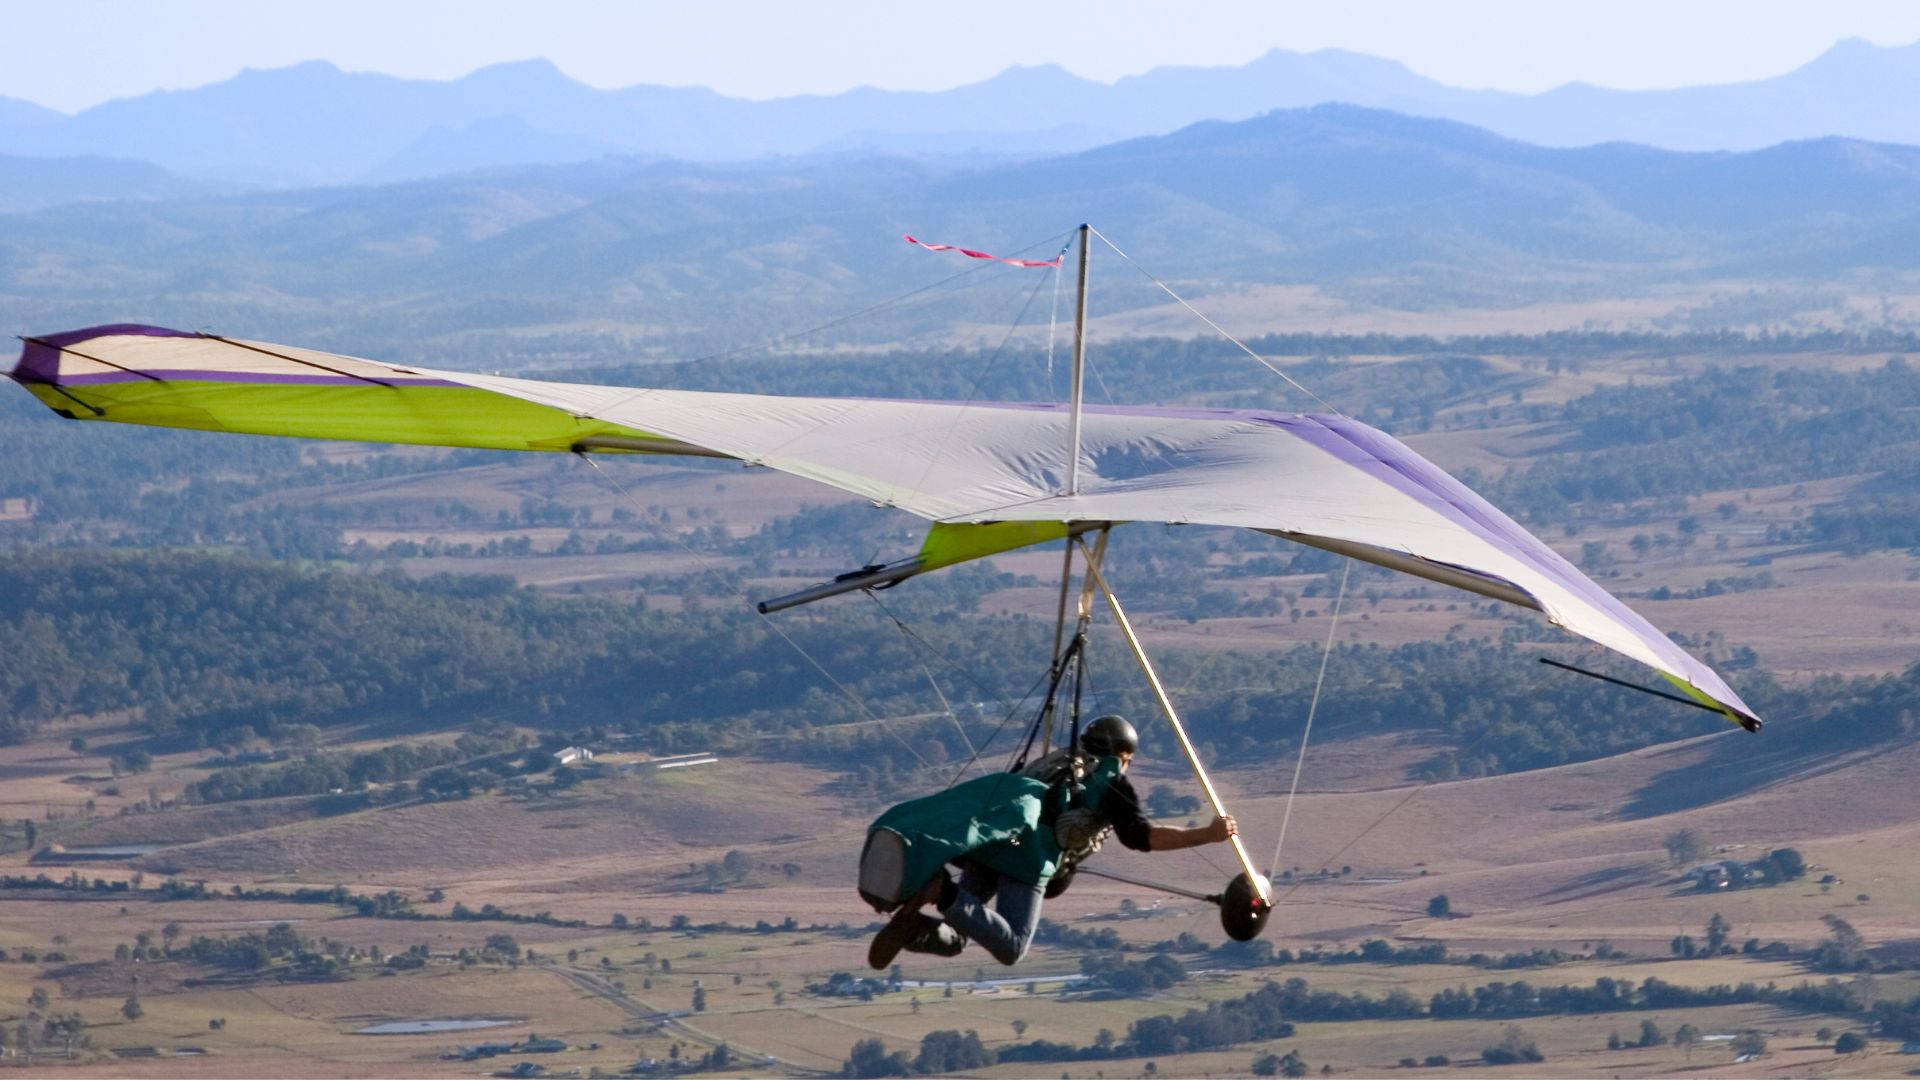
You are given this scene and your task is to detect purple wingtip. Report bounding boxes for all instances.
[12,324,196,383]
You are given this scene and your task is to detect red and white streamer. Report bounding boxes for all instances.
[903,234,1061,268]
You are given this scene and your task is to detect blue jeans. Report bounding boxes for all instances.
[941,863,1043,966]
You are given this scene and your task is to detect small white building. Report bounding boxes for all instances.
[553,746,595,766]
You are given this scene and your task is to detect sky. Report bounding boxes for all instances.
[6,0,1920,114]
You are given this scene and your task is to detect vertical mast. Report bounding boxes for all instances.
[1065,223,1090,496]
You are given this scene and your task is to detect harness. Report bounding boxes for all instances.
[1019,746,1119,869]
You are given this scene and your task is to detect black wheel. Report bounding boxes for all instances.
[1220,872,1273,941]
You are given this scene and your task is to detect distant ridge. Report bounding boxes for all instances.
[0,152,219,213]
[6,104,1920,354]
[6,40,1920,185]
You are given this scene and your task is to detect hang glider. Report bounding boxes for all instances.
[8,322,1761,731]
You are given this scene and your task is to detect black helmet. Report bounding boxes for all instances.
[1081,714,1139,757]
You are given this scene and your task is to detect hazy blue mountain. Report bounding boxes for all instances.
[1432,38,1920,151]
[10,40,1920,188]
[0,153,222,213]
[0,60,612,186]
[363,115,633,184]
[5,106,1920,358]
[0,95,62,130]
[810,123,1119,159]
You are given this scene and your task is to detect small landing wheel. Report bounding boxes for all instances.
[1219,871,1273,941]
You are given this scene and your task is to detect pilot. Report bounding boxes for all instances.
[868,714,1236,968]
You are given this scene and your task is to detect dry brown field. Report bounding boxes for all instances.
[7,705,1920,1076]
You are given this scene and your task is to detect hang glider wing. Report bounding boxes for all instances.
[9,325,1761,729]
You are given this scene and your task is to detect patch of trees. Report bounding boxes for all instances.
[1481,1025,1544,1064]
[1079,952,1186,995]
[4,551,1913,797]
[1122,979,1311,1055]
[13,1001,91,1058]
[188,743,444,803]
[1644,571,1776,601]
[1670,912,1794,960]
[842,1036,913,1077]
[1872,994,1920,1040]
[852,979,1311,1072]
[0,871,610,933]
[912,1030,992,1074]
[183,729,521,804]
[1790,456,1920,554]
[1146,637,1769,777]
[1252,1049,1312,1077]
[1429,973,1865,1019]
[156,877,417,916]
[1086,927,1592,973]
[1663,828,1706,865]
[0,871,135,896]
[1144,783,1204,818]
[178,921,344,980]
[1476,358,1920,522]
[0,549,1058,764]
[448,902,587,929]
[1810,914,1871,973]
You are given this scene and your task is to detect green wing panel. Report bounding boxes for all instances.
[11,325,679,454]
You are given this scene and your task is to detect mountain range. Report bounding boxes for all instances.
[5,39,1920,188]
[5,104,1919,360]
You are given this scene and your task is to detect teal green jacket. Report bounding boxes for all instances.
[868,756,1123,888]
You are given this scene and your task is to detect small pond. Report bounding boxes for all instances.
[354,1019,516,1035]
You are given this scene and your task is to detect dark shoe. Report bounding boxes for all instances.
[869,904,924,969]
[868,874,948,969]
[902,915,965,958]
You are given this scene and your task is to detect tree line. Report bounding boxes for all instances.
[844,968,1909,1076]
[5,548,1913,798]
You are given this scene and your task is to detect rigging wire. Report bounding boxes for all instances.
[593,228,1077,423]
[1269,688,1558,905]
[685,229,1077,367]
[859,588,1059,788]
[1086,225,1347,418]
[864,591,1006,705]
[1268,560,1351,879]
[862,591,980,762]
[1046,256,1063,380]
[946,663,1060,788]
[1068,227,1401,896]
[576,453,932,769]
[874,233,1076,565]
[916,658,976,761]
